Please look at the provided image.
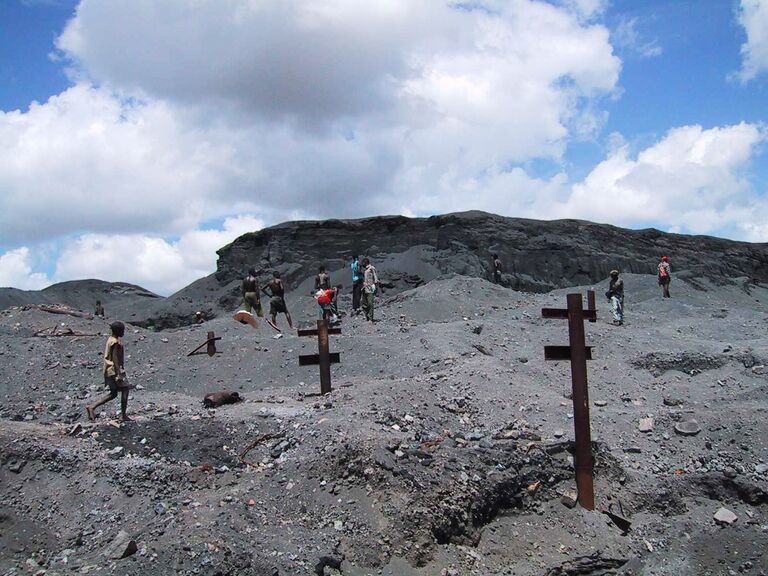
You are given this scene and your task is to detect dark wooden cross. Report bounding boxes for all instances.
[187,331,222,357]
[541,291,597,510]
[298,320,341,395]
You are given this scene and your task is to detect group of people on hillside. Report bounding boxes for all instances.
[85,252,671,421]
[239,255,381,331]
[311,256,381,324]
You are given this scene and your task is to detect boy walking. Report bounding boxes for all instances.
[86,321,131,422]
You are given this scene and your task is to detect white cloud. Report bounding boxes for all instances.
[736,0,768,82]
[554,123,768,239]
[50,0,620,212]
[54,215,264,295]
[0,84,243,243]
[0,247,50,290]
[0,0,622,284]
[612,17,662,59]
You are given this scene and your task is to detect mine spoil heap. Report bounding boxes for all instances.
[1,211,767,575]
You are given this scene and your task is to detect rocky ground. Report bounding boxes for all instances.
[1,273,767,575]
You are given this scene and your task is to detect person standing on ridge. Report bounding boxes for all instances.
[241,268,262,324]
[658,256,671,298]
[86,321,132,422]
[362,257,380,323]
[492,254,502,284]
[606,269,624,326]
[351,255,363,315]
[314,265,331,291]
[94,300,105,318]
[263,271,293,330]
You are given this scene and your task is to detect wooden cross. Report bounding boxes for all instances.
[541,291,597,510]
[187,331,222,357]
[298,320,341,395]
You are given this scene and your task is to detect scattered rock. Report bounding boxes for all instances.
[561,490,578,509]
[7,459,26,474]
[103,530,138,559]
[638,418,654,433]
[594,400,607,407]
[106,446,124,459]
[203,390,242,408]
[713,507,738,525]
[674,419,701,436]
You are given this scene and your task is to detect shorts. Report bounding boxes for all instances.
[270,296,287,315]
[243,292,263,316]
[658,276,670,286]
[104,375,128,395]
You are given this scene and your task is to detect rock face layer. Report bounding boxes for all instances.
[216,210,768,292]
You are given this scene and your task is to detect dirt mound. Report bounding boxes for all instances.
[631,351,729,375]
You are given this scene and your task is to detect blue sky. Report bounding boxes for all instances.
[0,0,766,295]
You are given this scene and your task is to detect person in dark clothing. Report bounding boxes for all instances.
[262,271,293,330]
[606,270,624,325]
[492,254,502,284]
[86,321,131,422]
[241,268,262,320]
[315,266,331,291]
[351,255,363,315]
[94,300,105,318]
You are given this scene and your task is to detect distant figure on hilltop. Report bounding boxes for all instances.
[606,270,624,326]
[241,268,262,324]
[362,257,380,323]
[86,321,131,422]
[314,265,331,291]
[658,256,671,298]
[263,271,293,331]
[351,255,363,316]
[94,300,105,318]
[492,254,502,284]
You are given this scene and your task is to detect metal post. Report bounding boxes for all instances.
[587,290,596,323]
[317,320,332,395]
[566,293,594,510]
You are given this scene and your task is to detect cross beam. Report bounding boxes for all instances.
[542,291,596,510]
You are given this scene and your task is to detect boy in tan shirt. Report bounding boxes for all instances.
[86,321,132,422]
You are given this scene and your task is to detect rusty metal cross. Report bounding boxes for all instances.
[298,320,341,395]
[541,291,597,510]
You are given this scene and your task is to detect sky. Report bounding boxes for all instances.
[0,0,766,296]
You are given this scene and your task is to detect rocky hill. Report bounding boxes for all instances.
[2,211,767,329]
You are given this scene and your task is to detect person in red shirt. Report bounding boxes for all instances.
[658,256,671,298]
[315,286,341,325]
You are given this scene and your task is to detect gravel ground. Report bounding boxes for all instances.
[1,273,767,575]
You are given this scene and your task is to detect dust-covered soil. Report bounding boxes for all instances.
[1,274,767,575]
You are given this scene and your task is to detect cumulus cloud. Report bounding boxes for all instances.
[0,84,244,243]
[53,215,264,295]
[554,123,768,239]
[0,248,50,290]
[736,0,768,82]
